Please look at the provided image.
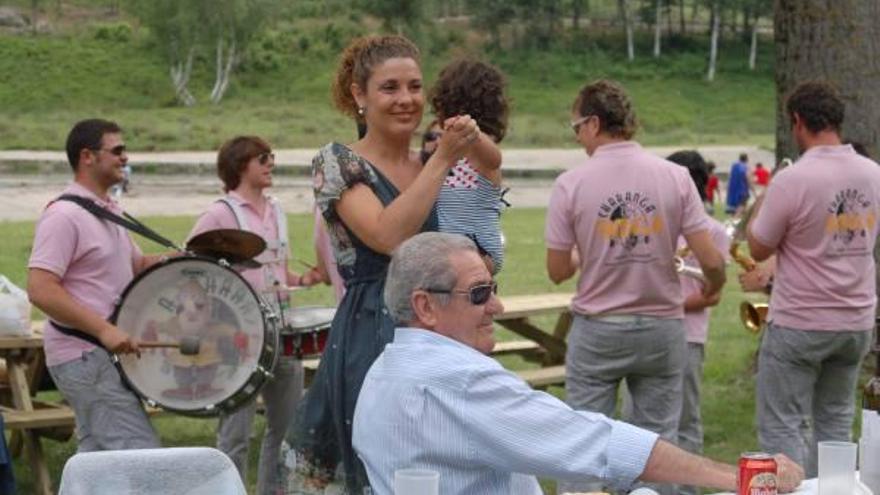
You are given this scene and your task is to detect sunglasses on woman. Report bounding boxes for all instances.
[425,281,498,305]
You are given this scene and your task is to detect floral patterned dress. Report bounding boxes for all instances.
[289,143,438,493]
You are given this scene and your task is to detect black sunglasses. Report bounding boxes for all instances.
[92,145,126,156]
[257,152,275,165]
[425,281,498,305]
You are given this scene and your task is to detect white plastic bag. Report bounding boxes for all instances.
[0,275,31,337]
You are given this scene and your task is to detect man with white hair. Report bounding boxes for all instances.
[352,232,803,495]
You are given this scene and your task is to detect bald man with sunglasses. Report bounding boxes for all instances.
[351,232,803,495]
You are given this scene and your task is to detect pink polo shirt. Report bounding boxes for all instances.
[29,182,144,366]
[679,217,730,343]
[545,141,710,318]
[751,144,880,331]
[189,191,293,295]
[313,207,345,303]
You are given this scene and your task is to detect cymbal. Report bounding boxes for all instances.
[186,229,266,264]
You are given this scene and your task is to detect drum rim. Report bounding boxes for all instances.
[110,255,279,416]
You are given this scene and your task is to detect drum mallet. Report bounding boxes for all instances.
[138,336,201,355]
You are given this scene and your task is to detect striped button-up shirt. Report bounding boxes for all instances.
[352,328,659,494]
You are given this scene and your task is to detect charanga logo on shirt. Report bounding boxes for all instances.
[596,191,664,251]
[825,188,876,251]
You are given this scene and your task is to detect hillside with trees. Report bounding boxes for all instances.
[0,0,777,150]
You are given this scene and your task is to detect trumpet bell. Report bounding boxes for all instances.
[740,302,768,334]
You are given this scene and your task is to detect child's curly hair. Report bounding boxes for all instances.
[430,59,509,143]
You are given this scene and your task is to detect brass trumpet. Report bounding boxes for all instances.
[730,241,768,333]
[674,256,705,282]
[740,301,768,334]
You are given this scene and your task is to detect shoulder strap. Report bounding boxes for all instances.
[218,196,250,231]
[269,196,288,252]
[55,195,179,251]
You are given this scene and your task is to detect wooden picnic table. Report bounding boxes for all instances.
[0,327,55,495]
[6,296,576,494]
[495,292,574,388]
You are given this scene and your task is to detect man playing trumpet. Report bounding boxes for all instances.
[747,82,880,477]
[666,150,731,495]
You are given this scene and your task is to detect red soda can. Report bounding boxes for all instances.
[738,452,777,495]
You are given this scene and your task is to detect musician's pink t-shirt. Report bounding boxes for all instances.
[189,191,293,294]
[679,217,730,343]
[751,144,880,331]
[313,207,345,303]
[29,182,144,367]
[545,141,710,318]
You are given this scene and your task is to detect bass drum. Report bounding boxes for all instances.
[111,256,278,416]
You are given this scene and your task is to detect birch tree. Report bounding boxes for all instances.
[129,0,276,106]
[618,0,634,61]
[706,0,720,81]
[653,0,663,58]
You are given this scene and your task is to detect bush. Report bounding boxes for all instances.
[93,22,132,43]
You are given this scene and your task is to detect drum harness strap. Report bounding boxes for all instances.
[48,194,182,348]
[217,195,288,259]
[218,195,291,328]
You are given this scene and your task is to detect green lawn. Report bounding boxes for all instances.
[0,25,776,151]
[2,208,778,493]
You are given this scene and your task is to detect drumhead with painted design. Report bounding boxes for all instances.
[113,257,274,415]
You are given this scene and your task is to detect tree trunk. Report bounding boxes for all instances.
[707,0,720,81]
[748,16,758,70]
[618,0,634,61]
[775,0,880,162]
[31,0,39,35]
[679,0,685,34]
[170,48,196,107]
[572,0,582,30]
[653,0,662,58]
[210,38,237,104]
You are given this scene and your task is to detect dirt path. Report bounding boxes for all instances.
[0,145,774,221]
[0,175,559,221]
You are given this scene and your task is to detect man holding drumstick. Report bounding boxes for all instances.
[27,119,165,452]
[189,135,319,494]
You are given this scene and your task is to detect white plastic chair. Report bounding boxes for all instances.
[58,447,247,495]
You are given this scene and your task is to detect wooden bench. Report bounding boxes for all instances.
[9,298,574,493]
[516,365,567,389]
[496,292,573,367]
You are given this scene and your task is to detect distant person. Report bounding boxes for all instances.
[665,150,731,495]
[27,119,163,452]
[419,119,442,165]
[705,161,720,214]
[430,58,509,273]
[726,152,750,216]
[747,81,880,476]
[545,79,726,495]
[754,162,770,190]
[352,232,803,495]
[312,206,345,303]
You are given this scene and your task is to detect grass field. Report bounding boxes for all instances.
[0,16,777,152]
[1,207,787,494]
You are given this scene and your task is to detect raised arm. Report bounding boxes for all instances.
[683,229,726,298]
[465,129,502,185]
[336,116,479,254]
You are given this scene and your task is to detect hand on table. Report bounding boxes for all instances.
[774,453,805,493]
